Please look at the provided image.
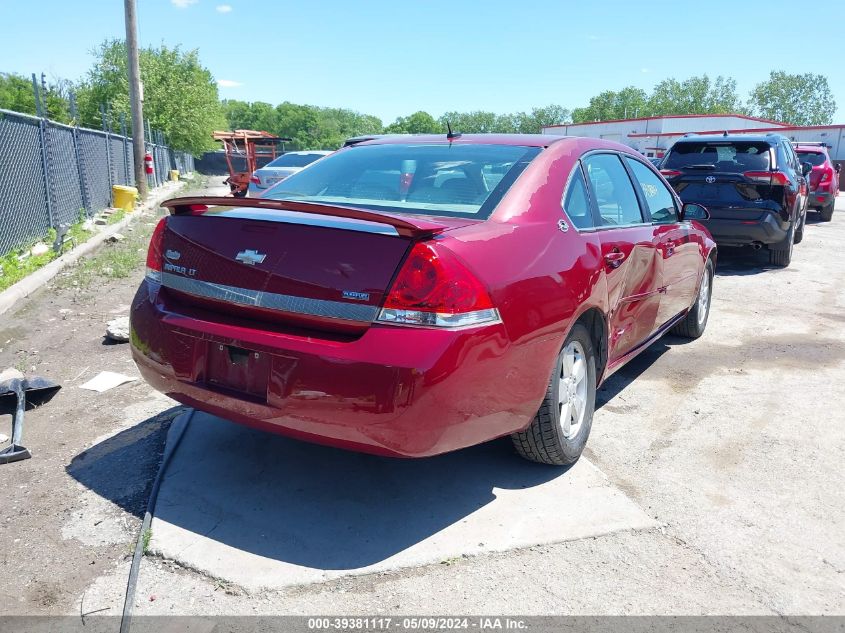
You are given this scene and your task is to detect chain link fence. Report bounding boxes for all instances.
[0,108,195,257]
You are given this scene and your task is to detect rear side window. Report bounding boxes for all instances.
[583,154,645,226]
[562,165,594,229]
[625,158,678,223]
[263,143,542,219]
[796,151,826,167]
[664,141,771,173]
[267,153,326,168]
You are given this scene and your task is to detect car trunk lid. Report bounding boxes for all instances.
[156,197,479,334]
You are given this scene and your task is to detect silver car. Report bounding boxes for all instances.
[248,151,332,196]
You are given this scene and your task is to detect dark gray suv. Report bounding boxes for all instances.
[660,133,811,267]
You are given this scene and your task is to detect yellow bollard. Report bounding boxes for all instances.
[112,185,138,212]
[169,170,180,182]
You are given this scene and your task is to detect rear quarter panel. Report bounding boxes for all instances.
[438,139,610,418]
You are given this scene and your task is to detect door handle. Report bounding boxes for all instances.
[604,250,626,268]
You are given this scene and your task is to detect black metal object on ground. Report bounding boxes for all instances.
[0,372,61,464]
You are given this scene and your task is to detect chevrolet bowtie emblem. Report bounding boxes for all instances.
[235,249,267,265]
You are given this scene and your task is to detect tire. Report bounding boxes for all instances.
[232,189,247,198]
[511,324,597,466]
[768,222,794,267]
[820,203,834,222]
[671,258,714,339]
[794,211,805,244]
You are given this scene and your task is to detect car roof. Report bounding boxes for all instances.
[672,133,787,145]
[794,145,828,153]
[283,150,332,155]
[355,133,569,148]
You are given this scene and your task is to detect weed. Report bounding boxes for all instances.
[142,528,152,554]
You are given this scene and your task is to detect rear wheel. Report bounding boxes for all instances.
[671,259,713,339]
[820,203,834,222]
[769,222,794,267]
[511,324,596,466]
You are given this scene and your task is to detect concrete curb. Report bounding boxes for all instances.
[0,180,185,317]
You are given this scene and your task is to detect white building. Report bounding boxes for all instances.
[542,114,845,162]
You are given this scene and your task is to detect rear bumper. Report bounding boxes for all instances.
[130,281,541,457]
[808,190,834,209]
[700,213,789,247]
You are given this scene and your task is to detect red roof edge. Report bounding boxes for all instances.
[544,113,789,129]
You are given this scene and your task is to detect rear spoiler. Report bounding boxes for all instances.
[160,196,451,239]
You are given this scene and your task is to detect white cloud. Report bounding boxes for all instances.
[216,4,233,12]
[216,79,242,88]
[171,0,198,7]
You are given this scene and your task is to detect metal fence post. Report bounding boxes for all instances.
[120,112,132,185]
[101,105,114,203]
[31,75,56,230]
[72,126,90,215]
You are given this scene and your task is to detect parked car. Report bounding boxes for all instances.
[794,143,840,222]
[660,133,810,267]
[247,150,331,196]
[649,156,663,168]
[132,134,716,466]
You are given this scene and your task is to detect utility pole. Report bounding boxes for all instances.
[124,0,147,198]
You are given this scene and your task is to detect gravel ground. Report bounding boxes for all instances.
[1,191,843,618]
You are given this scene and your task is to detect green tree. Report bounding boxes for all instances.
[648,75,742,116]
[0,73,37,115]
[77,40,225,154]
[0,72,73,123]
[512,105,571,133]
[385,111,441,134]
[572,87,649,123]
[748,71,836,125]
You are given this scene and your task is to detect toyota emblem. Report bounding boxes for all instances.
[705,176,716,184]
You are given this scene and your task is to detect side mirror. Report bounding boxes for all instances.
[681,202,710,222]
[836,164,842,173]
[801,161,813,177]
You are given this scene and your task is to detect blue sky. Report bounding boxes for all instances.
[3,0,843,124]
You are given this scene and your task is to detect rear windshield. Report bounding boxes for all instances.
[262,143,541,219]
[796,151,826,167]
[664,141,771,172]
[267,153,326,168]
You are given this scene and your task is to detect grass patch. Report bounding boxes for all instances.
[107,209,126,225]
[142,528,152,554]
[0,221,94,292]
[52,225,153,290]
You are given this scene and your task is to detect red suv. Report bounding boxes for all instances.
[794,143,840,222]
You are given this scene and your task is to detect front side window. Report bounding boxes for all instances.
[263,143,541,219]
[561,165,595,230]
[625,158,679,224]
[583,154,645,226]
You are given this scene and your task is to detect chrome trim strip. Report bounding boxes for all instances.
[202,208,401,236]
[160,272,378,322]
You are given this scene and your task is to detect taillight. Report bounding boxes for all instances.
[250,175,260,185]
[377,242,500,328]
[145,217,167,283]
[744,171,789,186]
[660,169,681,178]
[820,168,832,184]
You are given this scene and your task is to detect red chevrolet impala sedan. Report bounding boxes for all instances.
[131,134,716,465]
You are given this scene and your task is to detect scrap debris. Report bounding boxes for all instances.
[79,371,137,393]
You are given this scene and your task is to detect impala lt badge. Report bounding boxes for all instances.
[165,249,181,261]
[235,249,267,265]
